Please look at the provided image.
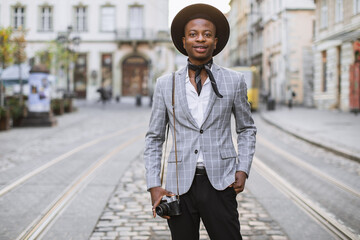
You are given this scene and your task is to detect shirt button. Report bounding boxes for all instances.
[200,129,204,134]
[194,150,198,154]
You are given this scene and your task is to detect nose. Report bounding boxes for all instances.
[196,34,205,42]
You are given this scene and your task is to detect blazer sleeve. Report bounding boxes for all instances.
[144,77,169,191]
[232,73,257,176]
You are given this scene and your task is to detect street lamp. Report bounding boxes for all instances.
[56,25,81,97]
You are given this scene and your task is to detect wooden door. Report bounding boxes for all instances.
[122,56,148,96]
[349,63,360,111]
[74,54,87,98]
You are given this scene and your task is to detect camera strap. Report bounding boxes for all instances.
[159,72,180,199]
[171,72,180,199]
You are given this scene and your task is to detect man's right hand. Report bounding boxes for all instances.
[150,187,174,219]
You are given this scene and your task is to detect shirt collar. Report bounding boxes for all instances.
[185,65,212,84]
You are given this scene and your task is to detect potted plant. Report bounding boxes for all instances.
[51,98,64,115]
[63,97,73,113]
[0,106,11,130]
[7,96,27,127]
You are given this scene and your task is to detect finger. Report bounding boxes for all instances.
[152,208,156,218]
[161,215,170,220]
[234,186,244,193]
[165,191,175,196]
[153,195,163,208]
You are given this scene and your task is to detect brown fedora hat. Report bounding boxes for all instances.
[171,3,230,56]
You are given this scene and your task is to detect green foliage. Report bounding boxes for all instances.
[12,28,27,64]
[35,40,78,74]
[6,97,26,120]
[0,106,8,118]
[51,98,64,115]
[0,26,15,67]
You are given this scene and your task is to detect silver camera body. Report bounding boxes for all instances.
[155,195,182,217]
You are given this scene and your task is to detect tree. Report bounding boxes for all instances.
[12,28,27,105]
[36,39,78,96]
[0,27,15,107]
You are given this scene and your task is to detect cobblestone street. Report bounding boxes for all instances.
[1,101,358,240]
[90,153,288,240]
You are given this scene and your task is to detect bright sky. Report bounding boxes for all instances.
[168,0,231,26]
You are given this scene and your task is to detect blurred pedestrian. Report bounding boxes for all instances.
[97,85,111,104]
[144,4,256,240]
[286,86,295,109]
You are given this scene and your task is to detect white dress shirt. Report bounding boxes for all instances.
[185,68,211,165]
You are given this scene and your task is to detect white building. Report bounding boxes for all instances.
[262,0,315,105]
[226,0,315,106]
[313,0,360,112]
[0,0,175,100]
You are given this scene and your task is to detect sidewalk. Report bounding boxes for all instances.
[260,105,360,162]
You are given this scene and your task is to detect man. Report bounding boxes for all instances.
[144,4,256,240]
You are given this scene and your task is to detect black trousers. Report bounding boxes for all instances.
[167,173,242,240]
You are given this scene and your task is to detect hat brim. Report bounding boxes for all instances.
[171,4,230,56]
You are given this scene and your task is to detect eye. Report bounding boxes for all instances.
[205,33,212,37]
[189,32,196,37]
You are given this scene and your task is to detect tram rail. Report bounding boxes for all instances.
[0,123,146,198]
[16,133,144,240]
[253,158,358,240]
[257,135,360,199]
[232,131,360,239]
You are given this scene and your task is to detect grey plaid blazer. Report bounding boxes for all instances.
[144,63,256,195]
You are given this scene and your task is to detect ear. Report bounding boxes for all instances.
[182,37,186,48]
[214,37,218,49]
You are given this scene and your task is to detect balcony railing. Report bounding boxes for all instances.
[116,28,171,43]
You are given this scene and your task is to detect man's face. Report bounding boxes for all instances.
[182,18,218,65]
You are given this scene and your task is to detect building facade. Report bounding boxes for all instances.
[0,0,174,100]
[262,0,315,105]
[313,0,360,111]
[249,0,264,91]
[227,0,251,67]
[227,0,315,106]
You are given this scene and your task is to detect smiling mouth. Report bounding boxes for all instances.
[194,46,208,52]
[194,46,207,49]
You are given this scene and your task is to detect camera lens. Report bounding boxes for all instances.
[155,203,170,217]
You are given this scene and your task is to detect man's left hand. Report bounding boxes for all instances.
[231,171,247,194]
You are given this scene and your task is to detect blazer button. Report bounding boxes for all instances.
[194,149,198,154]
[200,129,204,134]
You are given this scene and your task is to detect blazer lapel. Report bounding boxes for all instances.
[201,63,222,128]
[176,68,199,129]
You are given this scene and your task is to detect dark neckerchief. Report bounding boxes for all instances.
[187,58,223,98]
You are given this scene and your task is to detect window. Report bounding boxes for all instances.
[354,0,360,14]
[74,6,87,32]
[40,6,53,31]
[335,0,343,23]
[320,0,328,28]
[101,6,115,32]
[12,6,25,29]
[322,51,327,92]
[129,5,143,39]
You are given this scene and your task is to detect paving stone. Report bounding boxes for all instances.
[106,231,119,237]
[89,155,289,239]
[270,235,289,240]
[132,236,149,240]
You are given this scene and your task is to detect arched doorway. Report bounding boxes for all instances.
[122,56,149,96]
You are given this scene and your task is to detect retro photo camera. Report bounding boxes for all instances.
[155,196,181,217]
